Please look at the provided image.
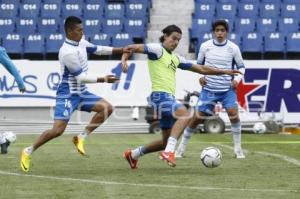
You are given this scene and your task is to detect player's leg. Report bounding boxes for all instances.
[223,89,245,158]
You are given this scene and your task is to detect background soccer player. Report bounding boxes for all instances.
[20,16,129,172]
[0,46,26,154]
[122,24,241,169]
[175,19,246,159]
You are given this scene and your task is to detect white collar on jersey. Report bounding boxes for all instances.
[213,39,227,46]
[65,38,79,46]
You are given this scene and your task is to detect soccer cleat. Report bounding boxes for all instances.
[123,149,138,169]
[235,149,245,159]
[72,136,86,156]
[20,149,31,172]
[175,144,186,159]
[159,151,176,167]
[0,140,10,154]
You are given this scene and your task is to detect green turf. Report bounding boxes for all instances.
[0,133,300,199]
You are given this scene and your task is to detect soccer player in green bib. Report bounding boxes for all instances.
[122,25,241,168]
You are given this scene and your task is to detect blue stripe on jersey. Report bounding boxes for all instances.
[86,46,97,53]
[237,65,245,69]
[178,62,192,70]
[71,68,83,76]
[144,45,159,60]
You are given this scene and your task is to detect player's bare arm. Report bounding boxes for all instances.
[190,64,242,75]
[121,44,144,73]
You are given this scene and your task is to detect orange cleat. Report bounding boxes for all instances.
[123,149,138,169]
[159,151,176,167]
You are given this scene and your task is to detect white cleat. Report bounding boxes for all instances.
[175,145,186,159]
[235,149,245,159]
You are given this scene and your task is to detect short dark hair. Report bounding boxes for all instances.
[159,25,182,43]
[212,19,229,32]
[64,16,82,33]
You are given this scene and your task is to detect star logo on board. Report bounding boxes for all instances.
[236,80,262,110]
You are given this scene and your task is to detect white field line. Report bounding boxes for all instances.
[0,170,298,193]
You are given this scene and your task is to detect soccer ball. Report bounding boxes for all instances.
[200,147,222,168]
[253,122,267,134]
[3,131,16,143]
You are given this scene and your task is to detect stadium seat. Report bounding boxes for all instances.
[102,18,124,34]
[234,18,256,34]
[2,34,23,54]
[261,0,281,3]
[238,3,259,18]
[286,32,300,52]
[24,34,45,54]
[128,0,151,9]
[194,32,213,55]
[193,3,216,18]
[38,18,59,36]
[20,0,41,18]
[194,0,216,3]
[124,19,146,40]
[89,33,111,46]
[83,19,102,34]
[112,33,133,47]
[264,32,285,54]
[105,3,125,18]
[126,2,148,19]
[259,3,280,18]
[83,0,105,18]
[242,32,263,59]
[229,33,241,48]
[62,0,83,18]
[45,33,64,54]
[41,0,61,18]
[0,1,19,18]
[256,18,278,35]
[282,0,300,3]
[239,0,259,3]
[278,18,299,34]
[0,18,15,36]
[216,3,237,19]
[190,18,213,40]
[281,3,300,18]
[218,0,238,3]
[16,18,37,35]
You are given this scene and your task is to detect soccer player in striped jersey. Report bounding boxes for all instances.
[175,20,246,159]
[122,24,242,168]
[20,16,128,172]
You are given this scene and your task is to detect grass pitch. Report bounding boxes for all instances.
[0,133,299,199]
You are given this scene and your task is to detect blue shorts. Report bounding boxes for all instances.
[150,92,184,129]
[54,91,102,121]
[197,89,238,115]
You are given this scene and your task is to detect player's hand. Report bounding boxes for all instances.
[231,80,239,89]
[123,46,133,54]
[104,75,120,83]
[225,69,242,75]
[19,87,26,93]
[121,59,128,73]
[199,76,206,86]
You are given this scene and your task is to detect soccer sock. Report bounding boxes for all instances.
[24,146,33,155]
[231,122,242,152]
[78,130,89,140]
[165,136,177,153]
[179,127,196,146]
[131,146,146,160]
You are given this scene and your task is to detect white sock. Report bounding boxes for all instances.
[78,130,89,140]
[232,122,242,152]
[24,146,33,155]
[0,134,6,144]
[165,136,177,153]
[179,127,196,146]
[131,146,145,160]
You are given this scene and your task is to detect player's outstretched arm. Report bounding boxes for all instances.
[121,44,145,73]
[190,64,242,75]
[76,74,119,84]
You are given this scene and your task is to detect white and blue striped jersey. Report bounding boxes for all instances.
[197,39,245,92]
[57,38,112,95]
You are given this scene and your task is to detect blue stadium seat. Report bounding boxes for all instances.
[16,18,37,35]
[281,3,300,18]
[0,1,19,18]
[126,2,148,19]
[283,0,300,3]
[62,0,83,18]
[112,33,133,47]
[105,3,125,18]
[229,33,241,47]
[124,19,146,39]
[218,0,238,3]
[38,18,59,36]
[195,32,213,55]
[264,32,285,52]
[128,0,151,9]
[41,0,61,18]
[191,18,213,39]
[102,18,124,34]
[238,3,259,18]
[24,34,45,54]
[261,0,281,3]
[83,19,102,34]
[216,3,237,19]
[278,18,299,33]
[20,0,41,18]
[195,0,216,3]
[89,33,111,46]
[2,34,23,54]
[194,3,215,18]
[259,3,280,18]
[83,0,104,18]
[286,32,300,52]
[242,32,263,52]
[257,18,278,35]
[240,0,259,3]
[0,18,15,36]
[234,18,256,33]
[46,33,64,53]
